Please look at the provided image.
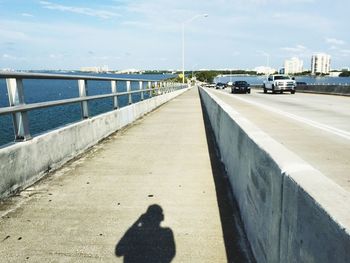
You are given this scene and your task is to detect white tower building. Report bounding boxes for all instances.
[284,57,303,74]
[311,53,331,75]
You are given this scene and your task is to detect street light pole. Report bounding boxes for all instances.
[182,13,208,84]
[182,22,185,84]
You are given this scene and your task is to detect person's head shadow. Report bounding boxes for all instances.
[115,204,176,263]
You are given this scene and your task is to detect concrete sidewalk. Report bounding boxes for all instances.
[0,88,228,262]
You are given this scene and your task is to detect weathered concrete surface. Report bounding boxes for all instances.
[0,88,188,199]
[0,88,231,262]
[199,87,350,263]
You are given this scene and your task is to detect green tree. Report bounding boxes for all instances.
[194,71,218,83]
[339,71,350,77]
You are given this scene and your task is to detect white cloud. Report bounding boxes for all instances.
[21,13,34,17]
[0,27,28,41]
[39,1,120,19]
[231,51,240,56]
[121,21,151,28]
[339,49,350,56]
[49,53,63,59]
[251,0,314,3]
[2,54,26,60]
[257,51,270,57]
[271,11,333,32]
[91,55,121,60]
[326,38,345,45]
[281,44,307,52]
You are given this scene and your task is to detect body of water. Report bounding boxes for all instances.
[0,73,173,147]
[215,75,350,85]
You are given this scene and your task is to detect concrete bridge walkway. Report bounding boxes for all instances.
[0,88,247,262]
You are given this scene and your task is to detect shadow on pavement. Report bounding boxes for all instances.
[115,204,176,263]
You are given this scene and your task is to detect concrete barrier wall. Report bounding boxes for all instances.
[296,84,350,96]
[199,87,350,263]
[0,88,189,199]
[251,84,350,96]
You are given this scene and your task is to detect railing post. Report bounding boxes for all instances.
[159,82,163,94]
[78,79,89,118]
[148,81,152,98]
[155,81,158,95]
[139,81,144,101]
[6,78,31,141]
[111,80,118,109]
[127,81,132,104]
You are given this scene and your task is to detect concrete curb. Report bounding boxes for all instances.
[0,88,189,199]
[199,87,350,263]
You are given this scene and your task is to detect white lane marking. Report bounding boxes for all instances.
[215,90,350,141]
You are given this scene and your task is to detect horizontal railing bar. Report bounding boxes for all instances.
[0,71,167,82]
[0,88,159,116]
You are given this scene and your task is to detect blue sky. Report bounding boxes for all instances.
[0,0,349,70]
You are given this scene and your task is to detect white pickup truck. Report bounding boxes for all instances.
[263,74,296,94]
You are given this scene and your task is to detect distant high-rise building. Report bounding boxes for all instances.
[80,65,109,73]
[254,66,276,75]
[284,57,303,74]
[311,53,331,75]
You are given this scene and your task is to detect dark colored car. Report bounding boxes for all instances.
[231,81,251,94]
[215,82,226,89]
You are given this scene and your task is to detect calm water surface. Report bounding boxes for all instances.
[0,73,173,147]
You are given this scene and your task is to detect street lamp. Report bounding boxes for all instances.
[182,13,208,84]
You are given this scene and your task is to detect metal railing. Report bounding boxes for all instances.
[0,72,186,142]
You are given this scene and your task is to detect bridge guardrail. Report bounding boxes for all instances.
[249,83,350,96]
[0,72,185,143]
[199,87,350,263]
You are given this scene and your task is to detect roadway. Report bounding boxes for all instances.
[205,87,350,192]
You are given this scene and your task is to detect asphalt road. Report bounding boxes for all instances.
[205,87,350,192]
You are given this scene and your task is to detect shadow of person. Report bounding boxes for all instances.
[115,204,176,263]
